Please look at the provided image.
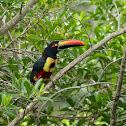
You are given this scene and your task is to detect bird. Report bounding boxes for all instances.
[30,39,86,85]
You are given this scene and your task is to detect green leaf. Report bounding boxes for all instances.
[6,105,17,110]
[2,109,16,119]
[77,118,86,126]
[8,64,18,71]
[23,79,32,96]
[41,91,49,94]
[96,92,103,101]
[80,11,85,20]
[48,18,61,35]
[12,72,16,84]
[36,97,53,102]
[21,78,27,94]
[3,94,12,106]
[45,17,52,27]
[67,49,76,58]
[27,34,41,42]
[49,34,64,41]
[66,98,75,107]
[0,94,2,105]
[33,87,37,95]
[8,83,19,91]
[48,24,57,35]
[11,32,22,37]
[39,84,45,93]
[35,78,43,90]
[119,97,126,104]
[93,53,107,59]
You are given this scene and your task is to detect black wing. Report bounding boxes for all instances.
[30,56,46,83]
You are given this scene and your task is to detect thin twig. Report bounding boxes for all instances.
[20,2,24,14]
[6,31,18,58]
[95,2,124,28]
[0,79,8,91]
[32,107,41,126]
[0,47,41,55]
[0,17,18,57]
[116,117,126,123]
[0,64,18,68]
[0,79,11,84]
[0,52,13,55]
[113,0,121,30]
[0,47,36,62]
[40,112,88,120]
[7,20,39,48]
[98,57,122,82]
[66,10,92,47]
[110,46,126,126]
[96,49,123,54]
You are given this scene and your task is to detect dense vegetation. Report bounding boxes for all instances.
[0,0,126,125]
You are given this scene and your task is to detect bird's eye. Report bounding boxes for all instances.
[52,44,57,47]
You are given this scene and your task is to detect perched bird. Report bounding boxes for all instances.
[30,39,86,84]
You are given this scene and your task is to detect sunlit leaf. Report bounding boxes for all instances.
[36,97,53,102]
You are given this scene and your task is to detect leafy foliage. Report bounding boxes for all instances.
[0,0,126,125]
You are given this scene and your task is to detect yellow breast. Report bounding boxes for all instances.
[43,57,57,72]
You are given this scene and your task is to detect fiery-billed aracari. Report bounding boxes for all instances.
[30,39,86,84]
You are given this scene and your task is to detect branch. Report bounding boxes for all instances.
[32,107,41,126]
[95,2,124,28]
[0,0,38,36]
[38,82,118,115]
[110,46,126,126]
[7,20,39,48]
[113,0,121,30]
[8,28,126,126]
[98,57,122,82]
[96,49,123,54]
[0,47,41,55]
[116,117,126,123]
[0,17,18,57]
[0,18,13,42]
[67,10,92,47]
[0,64,18,68]
[0,47,36,62]
[40,112,91,120]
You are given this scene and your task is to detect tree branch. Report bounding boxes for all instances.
[32,107,41,126]
[0,17,18,57]
[0,0,38,36]
[0,47,41,55]
[0,47,36,62]
[116,117,126,123]
[8,28,126,126]
[38,82,118,115]
[110,46,126,126]
[7,20,39,48]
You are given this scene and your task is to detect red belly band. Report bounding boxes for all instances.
[35,70,52,79]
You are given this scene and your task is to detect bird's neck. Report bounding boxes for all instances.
[42,52,57,59]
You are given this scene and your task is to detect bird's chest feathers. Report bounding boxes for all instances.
[43,57,57,72]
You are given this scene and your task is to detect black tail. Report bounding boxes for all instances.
[30,70,37,85]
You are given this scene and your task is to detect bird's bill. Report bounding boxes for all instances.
[58,39,86,49]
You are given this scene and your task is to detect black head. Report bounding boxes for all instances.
[44,41,59,59]
[44,40,86,59]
